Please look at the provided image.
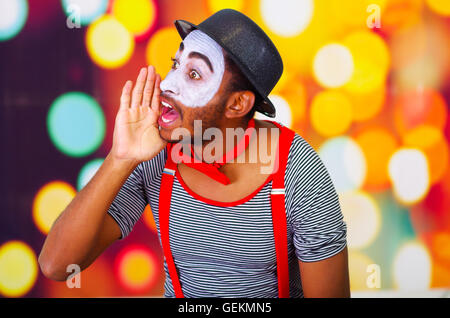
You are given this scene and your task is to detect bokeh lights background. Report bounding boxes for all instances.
[1,0,450,298]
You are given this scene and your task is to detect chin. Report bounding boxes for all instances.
[159,126,185,144]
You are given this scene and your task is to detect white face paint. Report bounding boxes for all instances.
[160,30,225,108]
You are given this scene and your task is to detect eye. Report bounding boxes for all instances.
[171,57,179,70]
[189,70,201,80]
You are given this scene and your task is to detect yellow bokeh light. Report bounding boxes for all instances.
[344,30,390,94]
[86,15,135,69]
[426,0,450,16]
[355,127,399,191]
[348,252,377,292]
[310,90,353,137]
[388,148,430,205]
[32,181,76,234]
[313,43,354,89]
[393,241,432,291]
[112,0,156,37]
[207,0,244,13]
[432,232,450,262]
[146,26,181,78]
[339,191,381,249]
[118,247,156,291]
[0,241,38,297]
[346,85,386,122]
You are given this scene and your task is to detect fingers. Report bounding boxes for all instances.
[142,66,156,108]
[120,80,133,111]
[151,74,162,113]
[131,67,147,108]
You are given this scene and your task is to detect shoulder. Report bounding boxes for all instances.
[284,132,334,204]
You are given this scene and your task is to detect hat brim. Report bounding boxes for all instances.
[174,19,277,119]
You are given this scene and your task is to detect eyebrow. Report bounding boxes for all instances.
[188,51,214,73]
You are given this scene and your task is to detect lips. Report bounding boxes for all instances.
[158,98,181,128]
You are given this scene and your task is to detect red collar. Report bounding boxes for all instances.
[172,119,256,185]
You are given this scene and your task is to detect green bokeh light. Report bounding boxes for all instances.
[0,0,28,42]
[77,158,104,191]
[47,92,105,158]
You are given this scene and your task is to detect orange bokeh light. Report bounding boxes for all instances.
[143,204,157,232]
[355,126,399,191]
[403,125,449,185]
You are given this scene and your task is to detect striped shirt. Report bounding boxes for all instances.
[107,132,347,298]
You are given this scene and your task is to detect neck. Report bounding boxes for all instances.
[191,118,254,164]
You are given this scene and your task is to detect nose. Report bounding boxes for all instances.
[160,71,179,96]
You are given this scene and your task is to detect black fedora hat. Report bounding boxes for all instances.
[174,9,283,118]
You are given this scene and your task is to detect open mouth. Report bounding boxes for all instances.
[158,99,181,128]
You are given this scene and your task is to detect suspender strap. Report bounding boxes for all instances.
[270,123,296,298]
[159,125,296,298]
[159,144,185,298]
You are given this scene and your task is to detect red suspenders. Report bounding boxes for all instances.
[158,123,296,298]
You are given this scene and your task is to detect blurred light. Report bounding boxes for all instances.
[61,0,108,26]
[426,0,450,16]
[382,0,423,34]
[86,15,135,69]
[432,232,450,262]
[393,241,431,291]
[344,30,390,94]
[313,43,354,89]
[319,137,367,194]
[207,0,244,13]
[47,92,105,158]
[346,85,386,122]
[142,205,157,232]
[329,0,387,31]
[146,26,181,77]
[393,88,448,137]
[339,191,381,249]
[355,127,399,191]
[310,90,353,137]
[260,0,314,37]
[280,86,308,133]
[0,0,28,42]
[388,148,430,205]
[255,94,292,128]
[77,158,105,191]
[116,245,158,292]
[112,0,157,40]
[403,125,449,185]
[33,181,76,234]
[348,252,376,291]
[0,241,38,297]
[272,71,293,94]
[46,255,118,297]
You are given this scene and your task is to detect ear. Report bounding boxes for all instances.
[224,91,255,119]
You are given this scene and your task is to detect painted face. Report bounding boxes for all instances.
[160,30,225,108]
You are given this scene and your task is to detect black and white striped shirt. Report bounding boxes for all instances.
[108,133,347,298]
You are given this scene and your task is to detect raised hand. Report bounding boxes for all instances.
[111,66,167,165]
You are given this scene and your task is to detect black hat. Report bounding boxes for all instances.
[174,9,283,118]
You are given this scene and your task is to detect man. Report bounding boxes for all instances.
[39,9,349,298]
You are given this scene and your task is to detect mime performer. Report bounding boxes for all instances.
[39,9,350,298]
